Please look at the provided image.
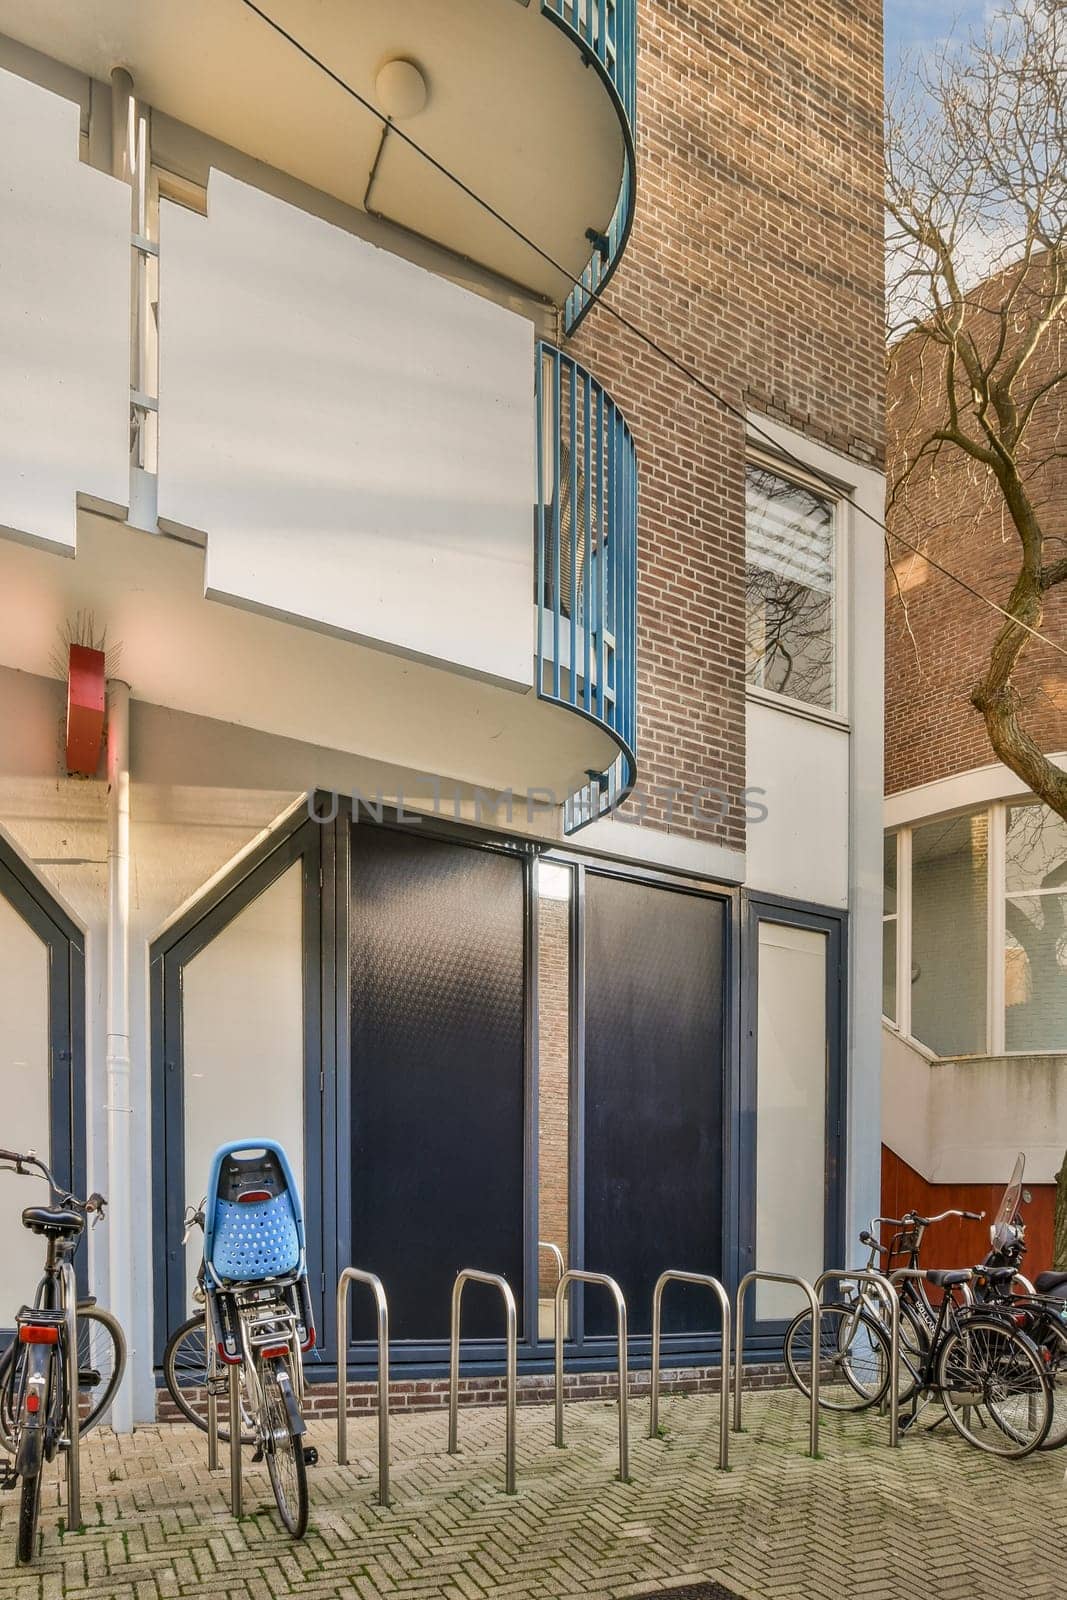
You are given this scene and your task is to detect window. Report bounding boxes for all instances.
[745,464,836,711]
[882,834,898,1023]
[1005,805,1067,1051]
[882,801,1067,1058]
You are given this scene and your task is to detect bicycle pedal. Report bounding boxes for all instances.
[303,1446,318,1467]
[251,1445,265,1463]
[0,1462,18,1492]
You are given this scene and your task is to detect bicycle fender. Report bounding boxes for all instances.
[274,1363,307,1437]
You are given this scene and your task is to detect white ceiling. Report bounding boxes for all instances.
[0,0,626,304]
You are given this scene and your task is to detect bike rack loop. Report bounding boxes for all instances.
[61,1259,81,1530]
[336,1268,391,1507]
[554,1269,629,1481]
[814,1269,900,1449]
[649,1271,731,1471]
[539,1240,565,1288]
[448,1270,518,1495]
[733,1271,820,1459]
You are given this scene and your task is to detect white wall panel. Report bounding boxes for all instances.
[755,920,828,1319]
[0,891,52,1312]
[181,862,304,1303]
[159,173,536,687]
[746,698,849,908]
[0,67,129,550]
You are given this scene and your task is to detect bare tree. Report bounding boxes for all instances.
[886,0,1067,824]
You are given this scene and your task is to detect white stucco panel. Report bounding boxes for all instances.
[745,698,850,908]
[0,67,130,550]
[159,172,536,688]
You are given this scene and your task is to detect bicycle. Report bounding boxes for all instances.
[784,1207,984,1414]
[162,1201,254,1445]
[174,1140,316,1537]
[0,1147,126,1562]
[786,1208,1054,1457]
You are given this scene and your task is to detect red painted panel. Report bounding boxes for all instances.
[881,1145,1056,1275]
[65,644,105,776]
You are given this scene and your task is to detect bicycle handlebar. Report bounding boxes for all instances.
[907,1208,985,1226]
[0,1147,107,1218]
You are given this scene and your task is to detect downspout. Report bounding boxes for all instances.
[105,679,133,1432]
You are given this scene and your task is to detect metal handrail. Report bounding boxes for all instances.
[536,342,638,832]
[733,1271,820,1458]
[649,1271,731,1470]
[448,1270,518,1495]
[336,1268,391,1506]
[554,1269,629,1480]
[814,1269,901,1448]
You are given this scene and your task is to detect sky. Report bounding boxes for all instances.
[884,0,991,65]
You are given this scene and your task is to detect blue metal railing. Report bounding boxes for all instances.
[541,0,637,331]
[536,342,637,831]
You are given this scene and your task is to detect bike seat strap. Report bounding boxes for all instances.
[22,1205,84,1239]
[925,1268,972,1288]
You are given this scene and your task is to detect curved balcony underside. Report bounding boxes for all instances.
[0,0,631,310]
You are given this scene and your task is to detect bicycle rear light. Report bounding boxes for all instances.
[19,1325,59,1345]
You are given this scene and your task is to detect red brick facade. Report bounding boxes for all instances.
[885,270,1067,796]
[571,0,885,850]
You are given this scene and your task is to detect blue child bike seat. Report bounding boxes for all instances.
[203,1139,305,1286]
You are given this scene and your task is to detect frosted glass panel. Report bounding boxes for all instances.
[756,921,827,1320]
[0,894,51,1317]
[182,864,304,1301]
[912,813,987,1056]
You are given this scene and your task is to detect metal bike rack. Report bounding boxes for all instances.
[228,1360,243,1517]
[61,1259,81,1530]
[539,1240,565,1287]
[448,1270,518,1495]
[649,1271,731,1470]
[554,1269,629,1481]
[336,1268,391,1506]
[733,1271,820,1459]
[814,1269,901,1448]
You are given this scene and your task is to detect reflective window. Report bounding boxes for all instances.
[1005,805,1067,1051]
[911,814,988,1057]
[745,465,836,711]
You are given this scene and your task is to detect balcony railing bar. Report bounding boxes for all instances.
[536,342,637,831]
[542,0,637,331]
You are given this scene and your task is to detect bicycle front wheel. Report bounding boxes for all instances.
[938,1315,1052,1458]
[260,1355,308,1538]
[162,1315,254,1444]
[784,1302,891,1411]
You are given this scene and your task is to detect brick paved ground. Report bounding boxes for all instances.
[3,1390,1066,1600]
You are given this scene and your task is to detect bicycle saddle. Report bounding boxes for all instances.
[1035,1271,1067,1296]
[22,1205,84,1238]
[925,1268,971,1288]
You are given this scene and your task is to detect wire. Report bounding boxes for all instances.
[236,0,1067,660]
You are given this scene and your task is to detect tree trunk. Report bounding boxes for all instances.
[1055,1152,1067,1271]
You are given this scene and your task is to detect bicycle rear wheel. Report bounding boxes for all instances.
[260,1355,308,1538]
[2,1304,124,1453]
[938,1315,1052,1458]
[16,1462,43,1563]
[162,1315,255,1444]
[784,1302,891,1411]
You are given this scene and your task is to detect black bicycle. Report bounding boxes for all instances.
[0,1148,126,1562]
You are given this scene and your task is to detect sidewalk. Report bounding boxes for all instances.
[2,1389,1065,1600]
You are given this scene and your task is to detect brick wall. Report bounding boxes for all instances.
[537,891,571,1294]
[572,0,885,849]
[885,268,1067,795]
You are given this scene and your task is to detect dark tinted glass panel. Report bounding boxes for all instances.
[348,825,525,1341]
[583,874,725,1336]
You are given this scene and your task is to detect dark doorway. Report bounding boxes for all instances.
[583,873,726,1336]
[348,824,526,1343]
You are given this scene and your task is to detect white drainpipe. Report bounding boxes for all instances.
[106,679,134,1431]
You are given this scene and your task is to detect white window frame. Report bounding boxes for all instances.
[743,448,849,726]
